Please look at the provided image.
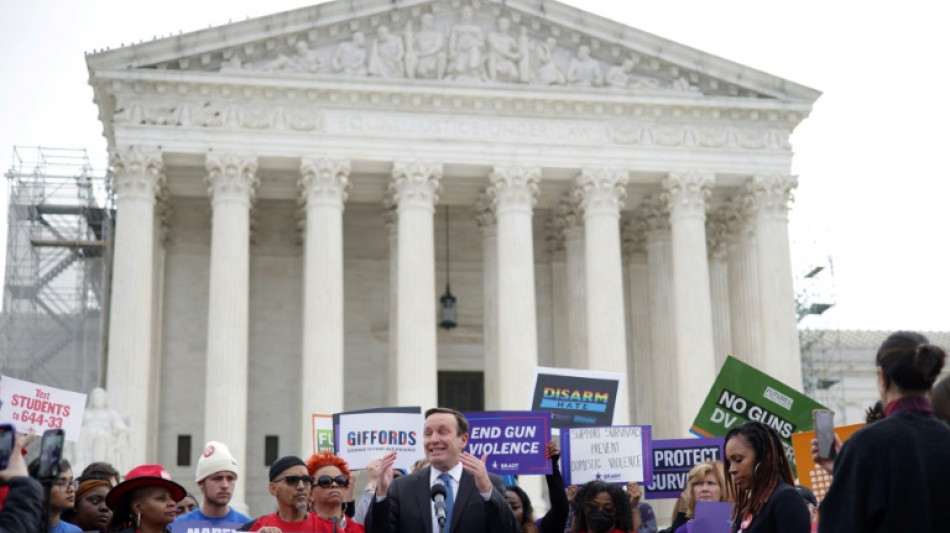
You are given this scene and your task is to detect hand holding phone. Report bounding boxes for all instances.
[813,409,836,460]
[0,424,15,470]
[37,428,65,481]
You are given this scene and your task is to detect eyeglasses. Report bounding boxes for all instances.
[314,475,350,489]
[53,479,79,490]
[273,475,314,487]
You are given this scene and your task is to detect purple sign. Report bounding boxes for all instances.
[691,501,734,533]
[645,437,724,499]
[462,411,551,476]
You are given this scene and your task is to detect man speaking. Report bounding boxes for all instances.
[367,408,519,533]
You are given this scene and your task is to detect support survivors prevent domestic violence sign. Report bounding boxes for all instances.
[0,376,86,441]
[561,425,652,485]
[645,438,724,499]
[530,367,623,429]
[690,356,827,475]
[463,411,551,476]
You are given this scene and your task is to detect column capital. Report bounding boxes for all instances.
[575,168,629,216]
[205,153,259,204]
[156,187,172,245]
[745,174,798,220]
[622,214,648,259]
[299,158,352,208]
[390,161,443,210]
[706,209,731,262]
[636,195,671,240]
[488,165,541,214]
[474,191,497,232]
[661,171,714,218]
[111,147,165,200]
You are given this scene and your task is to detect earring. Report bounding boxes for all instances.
[136,512,141,529]
[754,463,760,474]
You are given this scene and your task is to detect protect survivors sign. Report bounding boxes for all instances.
[463,411,551,476]
[561,425,652,485]
[530,367,623,429]
[690,356,826,474]
[645,438,724,500]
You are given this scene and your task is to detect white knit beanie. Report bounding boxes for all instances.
[195,441,238,482]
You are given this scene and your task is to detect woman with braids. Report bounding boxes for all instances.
[105,465,186,533]
[817,331,950,533]
[723,421,809,533]
[569,480,635,533]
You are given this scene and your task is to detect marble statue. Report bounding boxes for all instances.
[74,388,130,475]
[267,41,323,73]
[448,6,485,80]
[332,32,368,76]
[533,37,565,85]
[606,59,636,89]
[405,13,446,79]
[568,45,603,87]
[368,26,405,78]
[486,17,521,83]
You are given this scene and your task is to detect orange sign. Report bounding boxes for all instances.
[791,422,864,504]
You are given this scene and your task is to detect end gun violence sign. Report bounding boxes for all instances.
[690,356,827,474]
[560,425,652,486]
[463,410,552,476]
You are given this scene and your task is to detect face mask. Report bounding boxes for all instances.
[586,508,614,533]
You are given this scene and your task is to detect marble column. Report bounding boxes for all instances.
[475,193,500,410]
[106,147,163,468]
[390,161,442,407]
[384,197,399,405]
[662,172,717,436]
[488,165,540,411]
[546,215,570,369]
[724,201,764,368]
[576,168,630,424]
[706,210,733,371]
[299,157,350,453]
[204,153,258,509]
[560,196,587,369]
[622,216,653,427]
[747,175,803,389]
[640,197,678,438]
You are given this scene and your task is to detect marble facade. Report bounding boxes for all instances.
[86,0,819,513]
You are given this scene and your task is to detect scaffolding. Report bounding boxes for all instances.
[1,146,113,394]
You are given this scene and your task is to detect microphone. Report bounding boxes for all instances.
[431,481,448,529]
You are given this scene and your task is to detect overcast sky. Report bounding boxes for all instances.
[2,0,947,333]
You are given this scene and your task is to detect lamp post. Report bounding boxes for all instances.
[439,205,457,329]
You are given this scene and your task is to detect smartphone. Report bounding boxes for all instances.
[37,428,65,481]
[813,409,836,460]
[0,424,15,470]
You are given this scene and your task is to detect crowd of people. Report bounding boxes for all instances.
[1,330,948,533]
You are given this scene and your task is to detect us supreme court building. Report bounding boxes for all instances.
[85,0,819,512]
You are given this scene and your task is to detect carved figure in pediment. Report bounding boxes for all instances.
[486,17,522,83]
[629,76,661,90]
[220,55,246,71]
[567,45,602,87]
[268,41,324,73]
[405,13,447,79]
[671,76,701,92]
[606,59,636,89]
[448,5,485,80]
[332,31,368,76]
[368,26,406,78]
[532,37,565,85]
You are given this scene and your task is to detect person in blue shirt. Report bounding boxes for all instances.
[28,457,81,532]
[176,441,250,532]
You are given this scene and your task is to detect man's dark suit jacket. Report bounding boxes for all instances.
[366,466,521,533]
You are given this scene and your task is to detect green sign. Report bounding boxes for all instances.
[690,356,826,475]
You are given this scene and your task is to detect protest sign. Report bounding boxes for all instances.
[645,437,724,500]
[312,413,334,454]
[170,520,243,533]
[530,367,624,429]
[690,501,733,533]
[791,422,864,504]
[334,407,422,471]
[560,425,651,485]
[0,376,86,441]
[690,356,827,474]
[463,411,551,476]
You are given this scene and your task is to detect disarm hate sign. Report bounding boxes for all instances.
[560,425,653,485]
[530,367,623,429]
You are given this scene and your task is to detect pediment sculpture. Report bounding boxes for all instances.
[216,5,701,94]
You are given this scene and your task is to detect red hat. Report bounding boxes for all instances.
[105,464,186,510]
